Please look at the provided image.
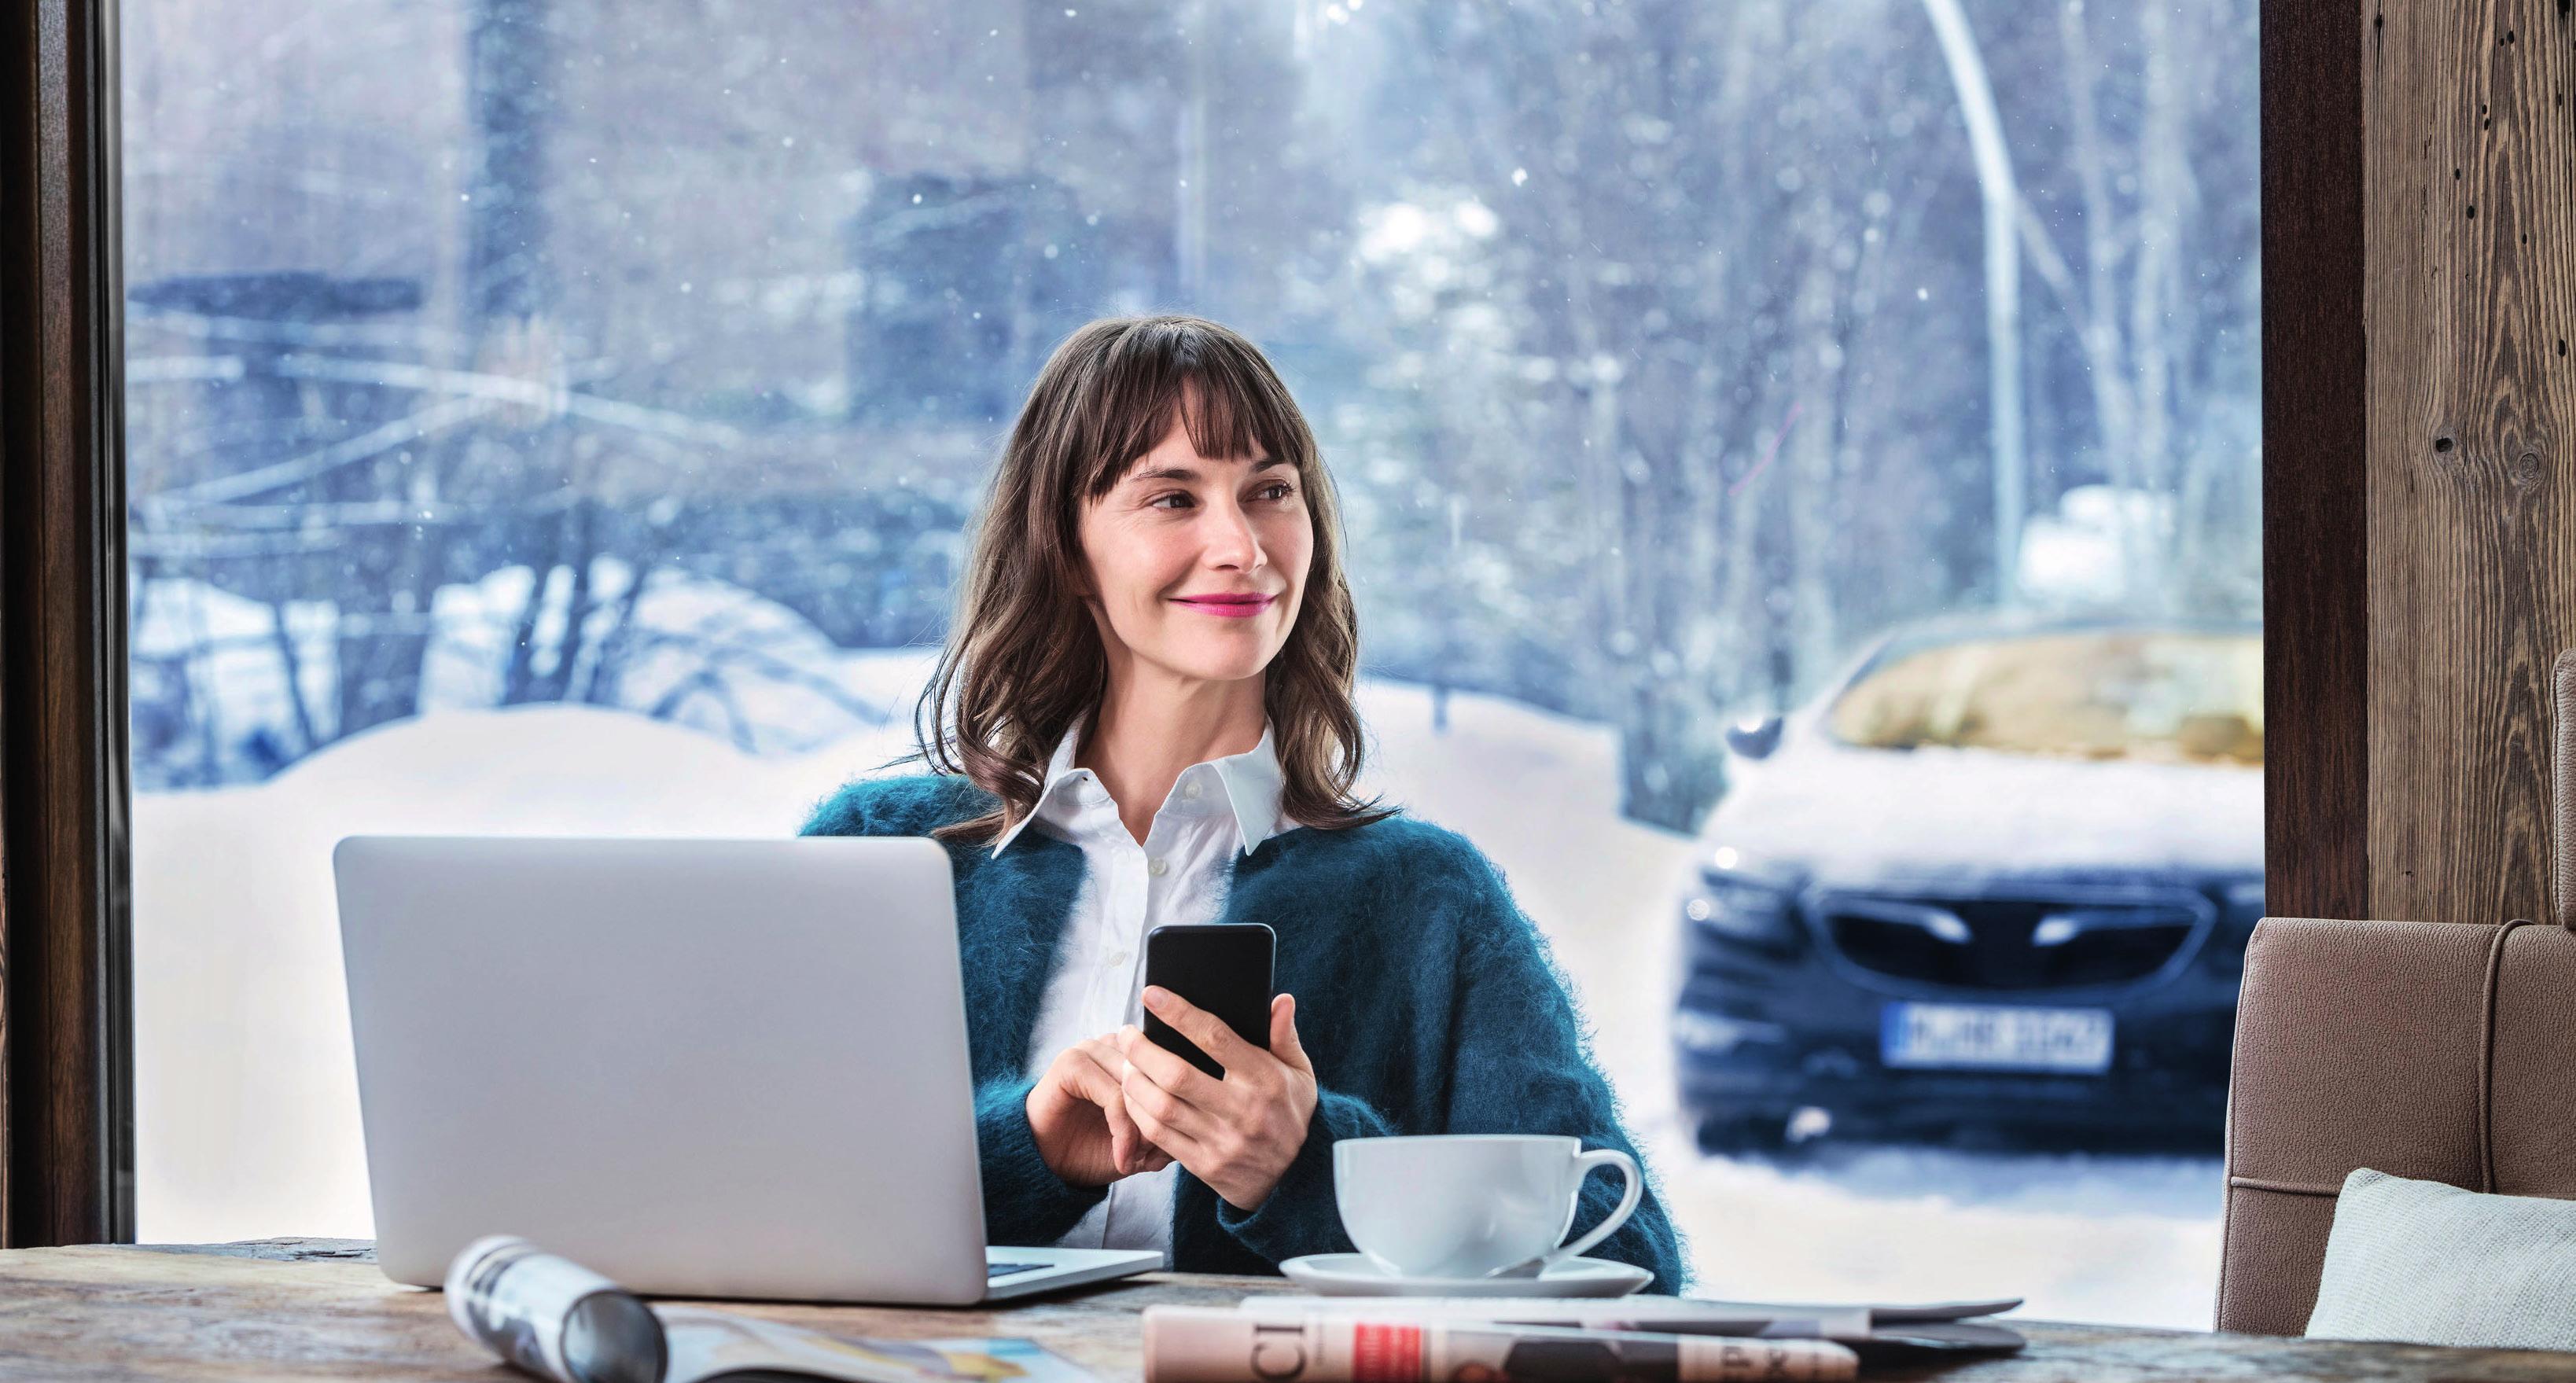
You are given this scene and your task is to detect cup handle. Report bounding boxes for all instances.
[1544,1148,1643,1267]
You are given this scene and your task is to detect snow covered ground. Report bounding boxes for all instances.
[132,655,2222,1329]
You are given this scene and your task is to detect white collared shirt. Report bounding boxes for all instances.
[993,714,1291,1257]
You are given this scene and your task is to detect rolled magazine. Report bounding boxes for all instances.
[445,1236,1105,1383]
[1141,1305,1860,1383]
[448,1234,668,1383]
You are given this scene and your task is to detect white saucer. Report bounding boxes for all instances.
[1280,1253,1652,1298]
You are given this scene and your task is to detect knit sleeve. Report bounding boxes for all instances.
[1210,1084,1400,1262]
[1438,846,1692,1294]
[973,1075,1110,1245]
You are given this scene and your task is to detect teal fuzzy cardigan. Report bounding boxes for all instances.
[797,772,1690,1293]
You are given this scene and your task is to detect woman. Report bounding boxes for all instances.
[800,314,1687,1290]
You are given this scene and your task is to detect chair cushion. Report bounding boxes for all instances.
[2217,916,2509,1334]
[2306,1168,2576,1350]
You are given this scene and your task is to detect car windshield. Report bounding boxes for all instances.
[1826,631,2263,766]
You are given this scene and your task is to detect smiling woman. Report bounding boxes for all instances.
[911,315,1372,846]
[800,314,1690,1289]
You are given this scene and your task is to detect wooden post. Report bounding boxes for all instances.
[2268,0,2576,928]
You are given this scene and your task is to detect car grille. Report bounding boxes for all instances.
[1817,890,2206,990]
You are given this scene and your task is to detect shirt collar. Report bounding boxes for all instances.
[989,714,1287,859]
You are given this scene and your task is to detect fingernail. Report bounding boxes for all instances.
[1142,985,1169,1006]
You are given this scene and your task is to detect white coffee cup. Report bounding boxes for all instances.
[1333,1134,1643,1279]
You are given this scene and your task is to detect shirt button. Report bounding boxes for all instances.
[1183,781,1203,800]
[1147,856,1168,877]
[1107,949,1132,968]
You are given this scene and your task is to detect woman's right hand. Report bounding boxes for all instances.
[1025,1034,1175,1187]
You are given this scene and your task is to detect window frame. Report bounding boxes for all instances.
[1,0,137,1245]
[2256,0,2368,923]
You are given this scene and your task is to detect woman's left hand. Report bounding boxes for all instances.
[1113,987,1319,1211]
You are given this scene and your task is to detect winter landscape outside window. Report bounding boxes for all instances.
[120,0,2258,1325]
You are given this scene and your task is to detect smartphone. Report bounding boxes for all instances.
[1141,922,1276,1079]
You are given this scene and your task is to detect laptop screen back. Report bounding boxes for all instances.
[335,833,987,1302]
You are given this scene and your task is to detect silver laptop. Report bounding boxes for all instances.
[333,833,1161,1304]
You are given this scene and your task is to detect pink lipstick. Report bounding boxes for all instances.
[1173,593,1275,619]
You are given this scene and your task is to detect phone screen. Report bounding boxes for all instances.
[1141,923,1275,1079]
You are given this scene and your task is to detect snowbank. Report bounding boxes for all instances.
[131,562,945,786]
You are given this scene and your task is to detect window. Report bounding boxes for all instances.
[123,0,2255,1323]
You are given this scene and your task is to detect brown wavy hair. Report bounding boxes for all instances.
[910,314,1393,844]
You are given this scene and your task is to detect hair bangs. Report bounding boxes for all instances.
[1080,323,1295,501]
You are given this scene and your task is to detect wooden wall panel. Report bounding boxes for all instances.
[2363,0,2576,926]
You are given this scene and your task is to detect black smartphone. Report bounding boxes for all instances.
[1142,922,1276,1079]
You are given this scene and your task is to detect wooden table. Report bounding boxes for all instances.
[2,1241,2574,1381]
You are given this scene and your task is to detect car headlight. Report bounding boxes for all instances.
[1673,1008,1787,1053]
[1685,855,1802,950]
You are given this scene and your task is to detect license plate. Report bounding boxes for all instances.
[1880,1002,2114,1073]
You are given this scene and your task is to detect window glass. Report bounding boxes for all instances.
[123,0,2256,1326]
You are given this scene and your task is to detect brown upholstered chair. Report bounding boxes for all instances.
[2216,651,2576,1333]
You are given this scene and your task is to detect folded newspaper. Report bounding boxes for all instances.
[1144,1306,1857,1383]
[1139,1294,2027,1382]
[1237,1295,2030,1358]
[446,1236,1106,1383]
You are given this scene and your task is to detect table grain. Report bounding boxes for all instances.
[0,1241,2570,1381]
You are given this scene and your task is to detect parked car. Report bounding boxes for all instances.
[1673,618,2263,1152]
